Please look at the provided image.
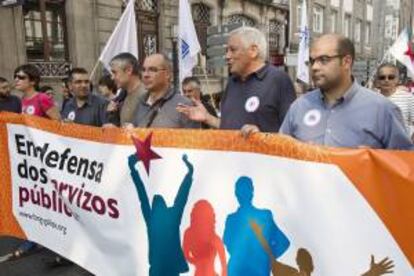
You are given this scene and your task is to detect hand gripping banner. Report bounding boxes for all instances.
[0,113,413,275]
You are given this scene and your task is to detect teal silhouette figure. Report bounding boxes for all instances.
[223,176,290,276]
[128,153,194,276]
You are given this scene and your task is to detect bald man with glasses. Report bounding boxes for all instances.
[133,54,199,129]
[280,34,413,150]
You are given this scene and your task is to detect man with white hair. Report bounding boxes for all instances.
[177,26,296,136]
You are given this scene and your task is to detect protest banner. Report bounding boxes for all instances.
[0,113,412,275]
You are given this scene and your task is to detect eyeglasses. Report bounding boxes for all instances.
[306,55,343,66]
[14,74,28,80]
[142,67,167,74]
[378,75,396,81]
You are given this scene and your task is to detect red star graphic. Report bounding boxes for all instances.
[404,42,414,63]
[132,133,162,175]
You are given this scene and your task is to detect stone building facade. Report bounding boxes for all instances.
[372,0,414,78]
[287,0,375,83]
[0,0,289,95]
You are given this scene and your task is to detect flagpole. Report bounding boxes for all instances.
[198,53,218,111]
[89,60,101,80]
[296,0,310,84]
[178,0,201,87]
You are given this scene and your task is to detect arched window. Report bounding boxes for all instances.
[192,3,211,55]
[227,14,256,27]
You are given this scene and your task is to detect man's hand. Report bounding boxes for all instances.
[102,123,117,128]
[122,123,134,130]
[176,99,209,123]
[62,118,74,123]
[240,124,260,139]
[107,101,119,113]
[362,255,394,276]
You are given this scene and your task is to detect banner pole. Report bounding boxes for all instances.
[89,60,101,81]
[199,53,218,111]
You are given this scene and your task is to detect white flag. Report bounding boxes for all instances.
[390,28,414,75]
[99,0,138,71]
[297,0,310,84]
[178,0,201,85]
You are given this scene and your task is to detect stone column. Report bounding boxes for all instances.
[0,6,26,80]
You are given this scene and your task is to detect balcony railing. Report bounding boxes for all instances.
[29,61,72,78]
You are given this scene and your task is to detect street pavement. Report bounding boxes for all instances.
[0,236,93,276]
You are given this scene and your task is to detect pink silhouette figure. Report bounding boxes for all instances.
[183,200,227,276]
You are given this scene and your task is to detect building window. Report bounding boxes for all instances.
[269,19,285,66]
[365,22,371,45]
[344,14,351,38]
[312,5,324,33]
[129,0,159,61]
[269,20,283,53]
[354,19,362,43]
[192,3,211,56]
[137,0,157,13]
[330,10,337,33]
[227,14,256,27]
[23,0,67,62]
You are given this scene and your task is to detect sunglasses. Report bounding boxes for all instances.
[14,74,28,81]
[378,75,396,81]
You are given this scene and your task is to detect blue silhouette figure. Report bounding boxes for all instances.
[223,176,290,276]
[128,153,194,276]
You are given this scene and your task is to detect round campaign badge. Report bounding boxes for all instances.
[25,105,35,115]
[245,96,260,113]
[67,111,76,121]
[303,109,321,127]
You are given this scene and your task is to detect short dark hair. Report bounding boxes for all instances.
[39,85,53,93]
[182,76,201,87]
[336,36,355,65]
[14,64,41,86]
[0,77,8,83]
[62,77,69,89]
[98,75,117,94]
[68,67,89,82]
[110,52,141,77]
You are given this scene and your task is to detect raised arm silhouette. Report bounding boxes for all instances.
[128,153,194,276]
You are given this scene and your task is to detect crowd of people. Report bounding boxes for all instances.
[1,27,413,150]
[0,25,412,270]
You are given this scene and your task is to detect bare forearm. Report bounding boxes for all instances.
[205,113,220,128]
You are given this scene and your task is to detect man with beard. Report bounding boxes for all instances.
[280,34,413,150]
[61,68,108,126]
[0,77,21,113]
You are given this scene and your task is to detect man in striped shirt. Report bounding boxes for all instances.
[376,63,414,142]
